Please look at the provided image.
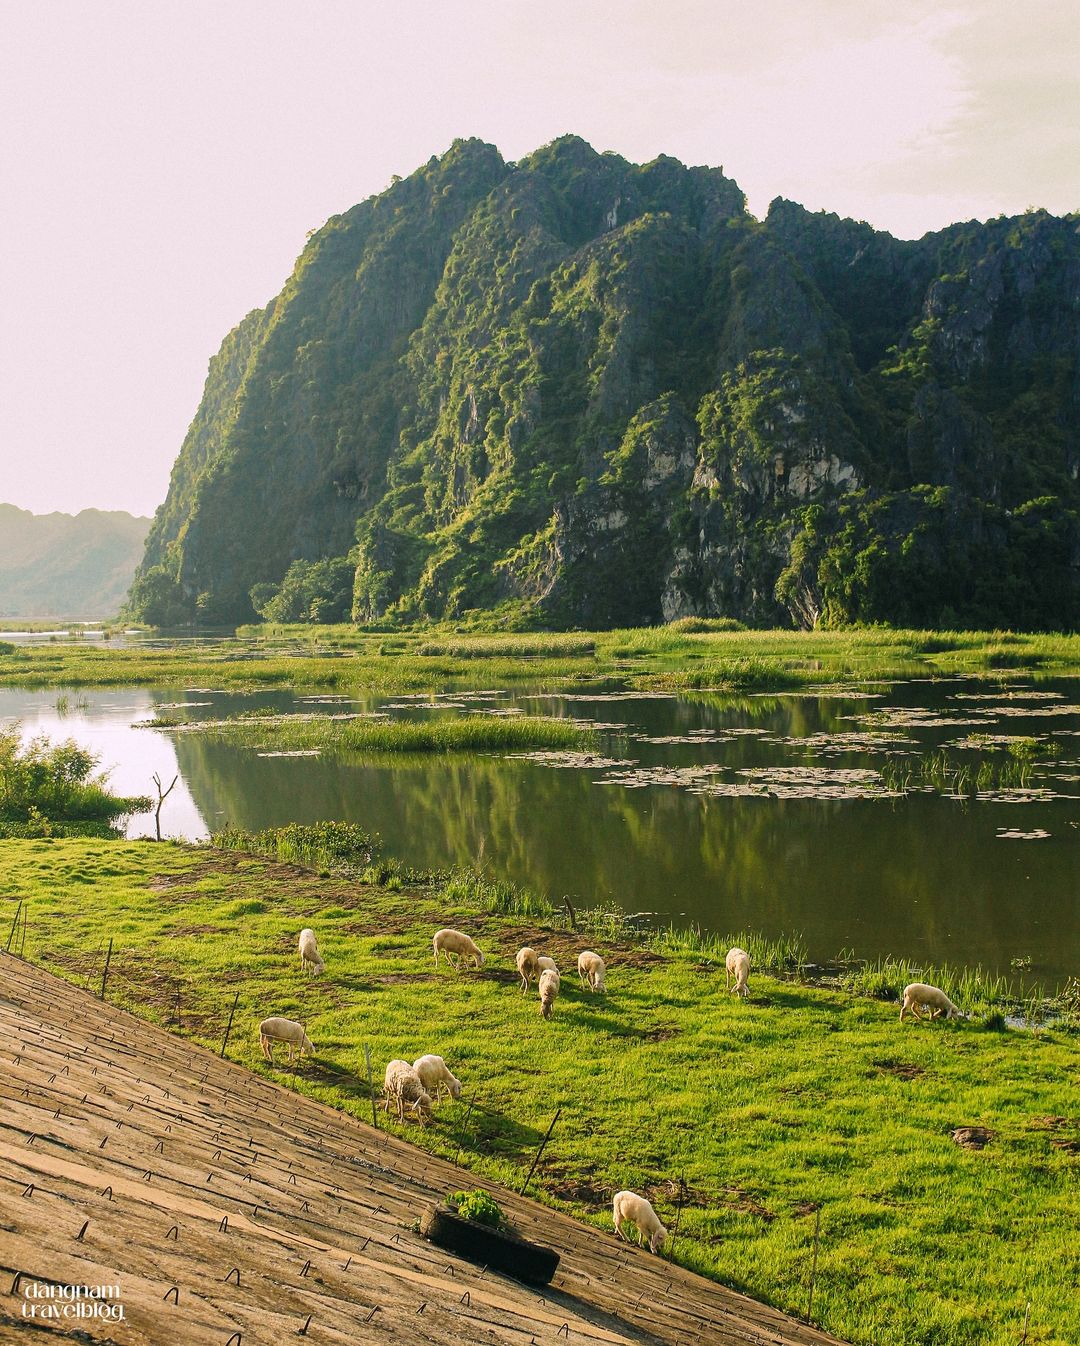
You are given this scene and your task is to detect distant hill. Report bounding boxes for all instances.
[0,504,151,620]
[128,136,1080,631]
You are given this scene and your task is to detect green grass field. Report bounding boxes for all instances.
[5,837,1079,1346]
[2,625,1078,694]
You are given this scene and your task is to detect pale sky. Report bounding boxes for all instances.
[1,0,1076,518]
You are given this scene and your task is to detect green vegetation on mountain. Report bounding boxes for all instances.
[125,139,1080,631]
[0,503,150,620]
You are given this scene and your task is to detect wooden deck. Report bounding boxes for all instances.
[0,951,847,1345]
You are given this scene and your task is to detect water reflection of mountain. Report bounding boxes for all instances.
[172,722,1080,982]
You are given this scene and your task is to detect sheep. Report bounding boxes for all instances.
[900,982,964,1023]
[382,1059,433,1124]
[539,968,560,1019]
[413,1053,462,1103]
[725,947,750,998]
[516,946,539,994]
[432,928,484,971]
[612,1190,668,1254]
[536,954,559,975]
[577,950,606,993]
[298,927,325,977]
[258,1017,314,1064]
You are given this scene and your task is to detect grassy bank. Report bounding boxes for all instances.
[1,625,1078,695]
[4,837,1079,1346]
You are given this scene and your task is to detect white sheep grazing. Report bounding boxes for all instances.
[258,1017,314,1064]
[412,1053,462,1103]
[516,946,539,995]
[536,954,559,975]
[432,928,484,971]
[900,982,964,1023]
[725,947,750,998]
[539,968,560,1019]
[577,950,606,993]
[298,927,325,977]
[382,1059,433,1124]
[612,1190,668,1254]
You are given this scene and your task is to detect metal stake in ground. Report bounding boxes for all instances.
[452,1094,478,1168]
[6,900,22,953]
[667,1175,687,1259]
[19,901,28,955]
[520,1108,561,1194]
[220,991,240,1057]
[364,1044,378,1130]
[99,937,113,1001]
[805,1205,822,1324]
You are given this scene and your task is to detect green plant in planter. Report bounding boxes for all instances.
[451,1190,503,1228]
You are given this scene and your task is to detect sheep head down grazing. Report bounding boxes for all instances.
[515,946,539,994]
[382,1059,433,1124]
[412,1053,462,1103]
[612,1190,668,1254]
[432,928,484,971]
[298,927,325,977]
[900,983,964,1023]
[258,1017,315,1064]
[538,968,560,1019]
[577,950,606,993]
[725,947,750,999]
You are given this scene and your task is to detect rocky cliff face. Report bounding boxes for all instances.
[128,138,1080,630]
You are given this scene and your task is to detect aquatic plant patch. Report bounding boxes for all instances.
[502,751,639,769]
[761,730,917,754]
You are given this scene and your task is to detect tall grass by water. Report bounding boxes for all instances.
[879,751,1034,797]
[651,923,809,973]
[0,727,150,835]
[212,821,379,870]
[168,712,598,754]
[840,957,1020,1014]
[2,625,1077,694]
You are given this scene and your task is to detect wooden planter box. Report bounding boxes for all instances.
[420,1203,560,1286]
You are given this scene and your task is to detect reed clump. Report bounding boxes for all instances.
[171,712,597,755]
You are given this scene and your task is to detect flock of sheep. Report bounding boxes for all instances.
[255,925,965,1257]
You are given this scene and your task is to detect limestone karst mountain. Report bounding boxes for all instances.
[127,136,1080,630]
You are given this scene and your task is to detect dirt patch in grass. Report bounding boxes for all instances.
[951,1126,995,1149]
[490,925,665,972]
[1030,1116,1080,1153]
[643,1024,680,1042]
[714,1186,777,1223]
[548,1176,614,1208]
[147,856,243,889]
[870,1059,925,1081]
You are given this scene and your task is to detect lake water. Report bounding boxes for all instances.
[3,679,1077,983]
